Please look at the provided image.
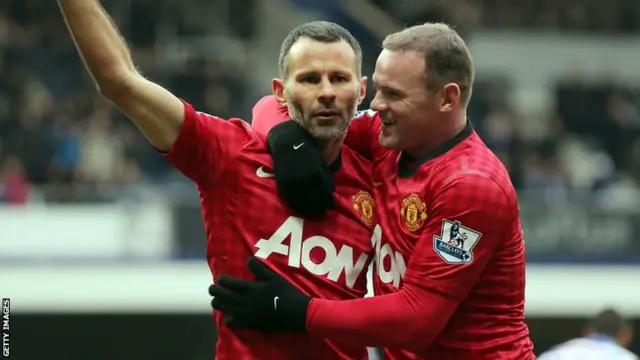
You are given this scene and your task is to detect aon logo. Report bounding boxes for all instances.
[254,216,369,289]
[371,225,406,288]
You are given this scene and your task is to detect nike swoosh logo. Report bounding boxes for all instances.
[293,143,305,150]
[273,296,279,310]
[256,166,275,178]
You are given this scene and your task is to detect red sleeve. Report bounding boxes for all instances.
[163,99,251,185]
[251,95,290,135]
[347,109,386,161]
[306,176,512,350]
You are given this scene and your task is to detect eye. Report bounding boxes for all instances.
[384,89,402,99]
[300,76,320,84]
[331,75,349,83]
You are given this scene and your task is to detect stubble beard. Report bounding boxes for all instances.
[285,92,357,144]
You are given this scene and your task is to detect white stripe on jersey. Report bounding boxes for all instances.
[354,109,376,120]
[538,338,638,360]
[365,261,374,298]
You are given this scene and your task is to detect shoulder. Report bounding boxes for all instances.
[613,344,639,360]
[540,338,639,360]
[338,146,373,181]
[430,134,516,205]
[428,174,514,227]
[537,338,584,358]
[193,109,268,155]
[252,95,278,120]
[596,339,638,360]
[424,155,517,226]
[351,109,382,128]
[195,108,254,133]
[353,109,377,120]
[183,100,255,138]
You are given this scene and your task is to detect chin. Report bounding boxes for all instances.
[378,134,402,151]
[310,127,346,142]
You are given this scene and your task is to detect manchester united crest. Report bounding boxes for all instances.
[352,191,375,226]
[400,194,428,232]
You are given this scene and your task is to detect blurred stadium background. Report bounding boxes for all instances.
[1,0,640,358]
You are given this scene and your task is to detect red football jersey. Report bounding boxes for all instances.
[251,97,534,359]
[348,110,534,359]
[163,100,375,360]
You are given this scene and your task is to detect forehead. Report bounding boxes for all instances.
[373,49,426,90]
[286,37,359,76]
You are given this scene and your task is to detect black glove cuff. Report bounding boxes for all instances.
[286,294,312,334]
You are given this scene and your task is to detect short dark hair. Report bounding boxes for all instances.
[279,21,362,80]
[588,308,630,337]
[382,22,475,107]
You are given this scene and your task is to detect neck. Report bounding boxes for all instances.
[405,112,467,159]
[317,138,343,164]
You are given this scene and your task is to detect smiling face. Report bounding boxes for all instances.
[369,22,475,156]
[370,49,440,153]
[273,37,366,142]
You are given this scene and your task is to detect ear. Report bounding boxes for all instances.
[439,83,460,112]
[358,76,368,105]
[272,78,287,105]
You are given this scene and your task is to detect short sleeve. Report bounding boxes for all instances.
[402,176,513,301]
[163,99,251,185]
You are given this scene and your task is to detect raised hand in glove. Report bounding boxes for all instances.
[209,257,311,334]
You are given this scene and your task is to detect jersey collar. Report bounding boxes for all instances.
[398,121,474,178]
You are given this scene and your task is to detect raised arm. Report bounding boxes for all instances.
[58,0,183,152]
[58,0,252,186]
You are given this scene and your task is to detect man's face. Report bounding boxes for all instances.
[273,37,366,142]
[370,49,440,153]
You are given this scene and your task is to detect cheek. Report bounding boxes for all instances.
[388,104,411,123]
[286,86,313,107]
[287,98,311,119]
[392,107,424,138]
[337,85,361,104]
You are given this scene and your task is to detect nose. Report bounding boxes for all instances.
[370,93,387,112]
[317,78,336,105]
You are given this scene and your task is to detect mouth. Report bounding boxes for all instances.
[314,110,341,119]
[381,120,396,127]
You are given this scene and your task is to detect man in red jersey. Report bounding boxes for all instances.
[57,1,376,358]
[210,23,535,359]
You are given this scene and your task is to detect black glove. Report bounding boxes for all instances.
[209,257,311,334]
[267,121,335,217]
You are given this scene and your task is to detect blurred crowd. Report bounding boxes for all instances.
[470,78,640,210]
[0,0,251,203]
[1,0,639,207]
[374,0,640,33]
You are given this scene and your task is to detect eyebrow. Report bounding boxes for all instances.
[377,83,405,95]
[295,69,354,77]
